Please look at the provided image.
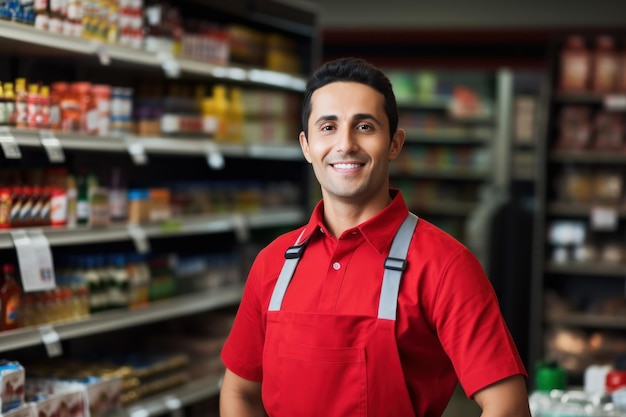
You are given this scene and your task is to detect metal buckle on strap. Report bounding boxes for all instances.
[384,256,407,271]
[285,244,305,259]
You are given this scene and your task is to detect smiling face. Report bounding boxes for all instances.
[300,81,404,210]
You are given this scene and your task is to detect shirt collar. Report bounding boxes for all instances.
[300,189,410,254]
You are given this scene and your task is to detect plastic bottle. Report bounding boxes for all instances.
[0,263,22,331]
[560,35,590,93]
[228,87,244,142]
[592,35,619,92]
[0,186,11,228]
[4,83,15,126]
[0,83,7,126]
[14,78,28,128]
[37,85,51,129]
[75,169,90,226]
[108,167,127,223]
[26,83,40,129]
[65,173,77,227]
[213,84,229,141]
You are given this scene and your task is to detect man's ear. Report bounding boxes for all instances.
[299,131,312,163]
[389,128,405,160]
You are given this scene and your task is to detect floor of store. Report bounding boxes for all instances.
[442,384,481,417]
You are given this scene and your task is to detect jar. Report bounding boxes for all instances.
[127,189,149,224]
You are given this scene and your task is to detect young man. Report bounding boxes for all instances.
[220,57,531,417]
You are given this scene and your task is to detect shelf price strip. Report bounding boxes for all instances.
[164,396,184,417]
[126,139,148,165]
[0,127,21,159]
[39,324,63,358]
[9,229,56,292]
[127,224,150,254]
[40,130,65,163]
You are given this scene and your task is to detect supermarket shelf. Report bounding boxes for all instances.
[550,150,626,164]
[4,129,303,160]
[546,261,626,277]
[112,374,222,417]
[0,284,244,353]
[413,201,477,216]
[547,202,626,217]
[546,312,626,329]
[552,91,626,110]
[390,168,490,180]
[0,208,306,249]
[397,97,451,110]
[0,20,307,92]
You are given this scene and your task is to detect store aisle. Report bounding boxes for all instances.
[442,384,481,417]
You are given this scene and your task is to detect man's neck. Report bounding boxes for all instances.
[322,192,392,238]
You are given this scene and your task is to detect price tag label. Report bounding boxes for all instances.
[11,230,56,292]
[0,127,21,159]
[604,95,626,111]
[128,224,150,254]
[129,407,150,417]
[204,141,225,169]
[95,43,110,66]
[231,213,249,243]
[126,140,148,165]
[590,206,618,231]
[40,130,65,163]
[164,396,184,417]
[157,51,181,78]
[39,325,63,358]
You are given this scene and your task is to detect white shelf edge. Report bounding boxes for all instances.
[0,208,306,249]
[8,129,302,160]
[0,285,243,353]
[0,20,307,92]
[112,374,222,417]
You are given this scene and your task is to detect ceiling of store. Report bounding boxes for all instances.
[302,0,626,29]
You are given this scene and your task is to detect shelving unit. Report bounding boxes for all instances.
[529,34,626,385]
[0,1,319,415]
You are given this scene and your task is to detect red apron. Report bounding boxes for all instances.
[262,213,419,417]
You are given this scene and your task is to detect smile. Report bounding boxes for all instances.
[332,163,363,169]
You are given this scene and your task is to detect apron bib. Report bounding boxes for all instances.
[262,213,419,417]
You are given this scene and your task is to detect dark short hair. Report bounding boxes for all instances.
[301,57,398,139]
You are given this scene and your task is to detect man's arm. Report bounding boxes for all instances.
[220,369,267,417]
[473,375,531,417]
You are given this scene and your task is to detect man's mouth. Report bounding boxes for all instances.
[331,163,363,169]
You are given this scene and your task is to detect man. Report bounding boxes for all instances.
[220,57,531,417]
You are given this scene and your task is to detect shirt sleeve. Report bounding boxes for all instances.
[221,255,266,382]
[432,247,527,398]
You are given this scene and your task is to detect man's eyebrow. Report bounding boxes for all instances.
[313,113,382,126]
[353,113,381,126]
[313,115,338,125]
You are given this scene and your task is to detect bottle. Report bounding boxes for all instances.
[0,263,22,331]
[592,35,619,92]
[75,169,90,226]
[4,83,15,127]
[14,78,28,128]
[37,85,51,129]
[0,186,11,228]
[108,167,127,223]
[228,87,244,142]
[0,83,7,126]
[212,84,229,141]
[559,35,590,93]
[65,173,77,227]
[26,83,40,129]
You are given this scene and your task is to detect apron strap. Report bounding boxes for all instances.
[378,213,418,320]
[268,212,418,315]
[268,231,308,311]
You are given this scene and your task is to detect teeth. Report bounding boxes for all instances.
[333,163,360,169]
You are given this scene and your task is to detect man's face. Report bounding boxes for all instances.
[299,81,404,206]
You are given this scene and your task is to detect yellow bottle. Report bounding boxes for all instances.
[228,87,245,142]
[4,83,15,126]
[213,84,229,142]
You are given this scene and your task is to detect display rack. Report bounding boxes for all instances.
[529,34,626,385]
[0,1,319,415]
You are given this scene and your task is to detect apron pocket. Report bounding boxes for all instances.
[276,342,367,417]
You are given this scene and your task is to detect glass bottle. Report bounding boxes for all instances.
[0,263,22,331]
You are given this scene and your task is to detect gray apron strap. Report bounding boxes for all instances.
[268,230,308,311]
[378,213,418,320]
[268,212,418,315]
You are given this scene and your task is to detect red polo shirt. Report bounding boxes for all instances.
[222,189,526,413]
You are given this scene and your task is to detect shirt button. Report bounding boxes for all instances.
[332,262,341,270]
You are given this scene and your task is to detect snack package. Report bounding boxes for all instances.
[557,106,592,150]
